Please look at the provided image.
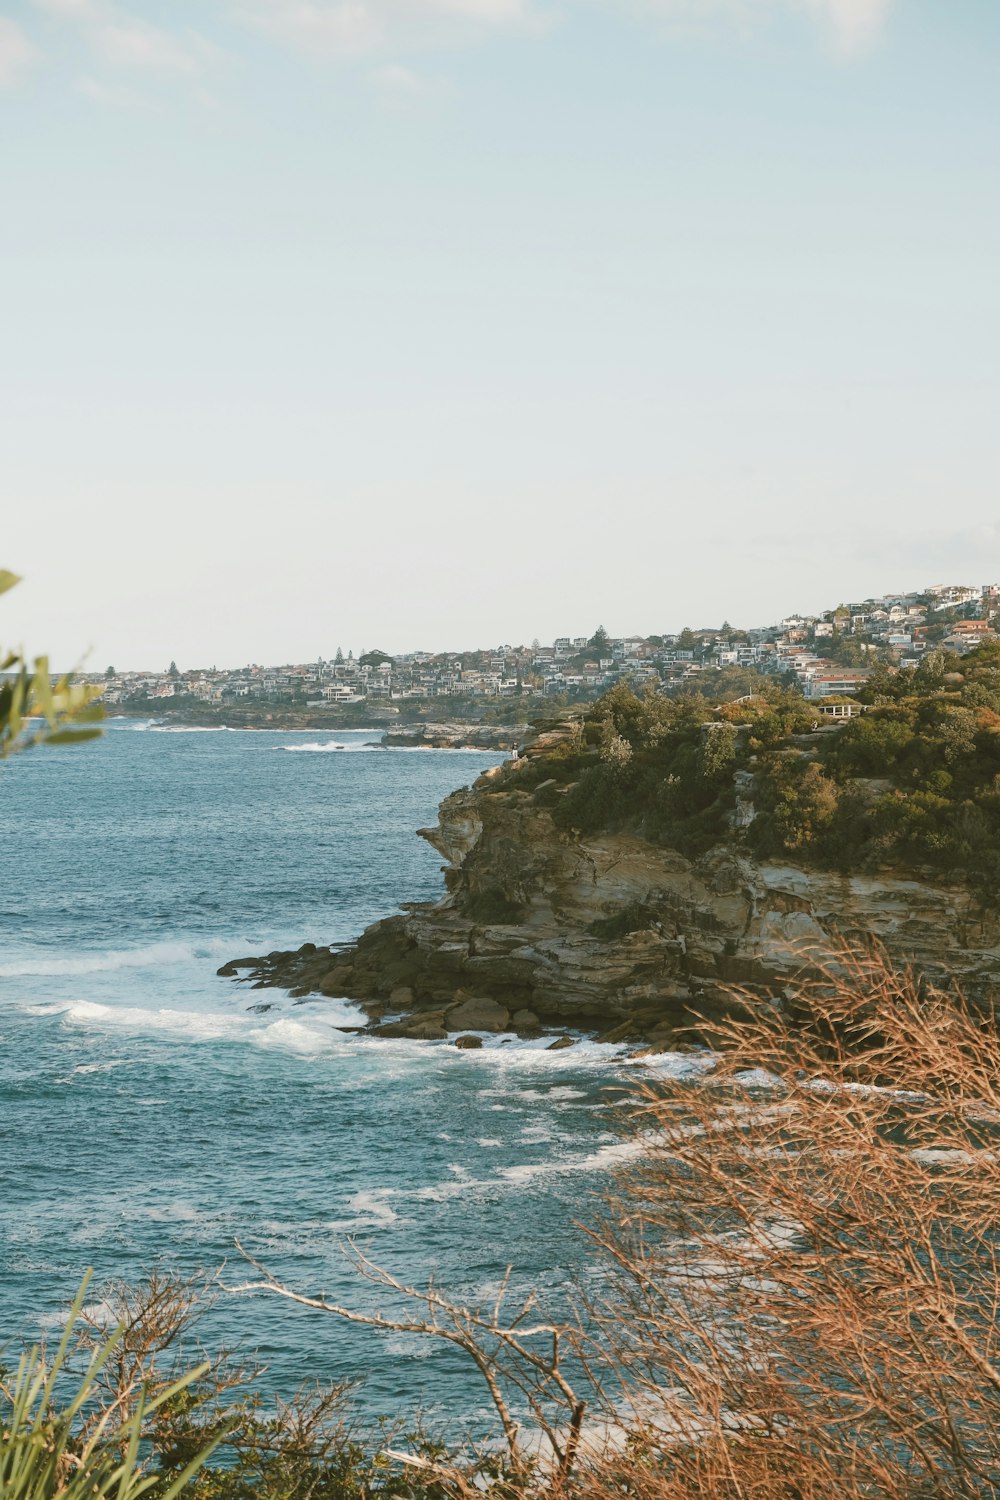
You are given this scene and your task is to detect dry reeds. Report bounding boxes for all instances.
[217,940,1000,1498]
[578,940,1000,1498]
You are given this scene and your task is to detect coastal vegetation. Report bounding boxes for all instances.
[8,572,1000,1497]
[504,643,1000,890]
[0,570,104,757]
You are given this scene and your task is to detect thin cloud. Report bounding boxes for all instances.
[0,18,37,87]
[32,0,215,75]
[370,61,435,105]
[231,0,538,56]
[808,0,892,53]
[98,19,203,73]
[634,0,893,54]
[33,0,99,16]
[25,0,894,91]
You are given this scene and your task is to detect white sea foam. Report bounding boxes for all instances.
[45,992,367,1055]
[395,1132,642,1205]
[38,1298,117,1331]
[346,1189,400,1226]
[0,938,231,978]
[250,1016,348,1055]
[276,742,499,755]
[383,1333,439,1359]
[53,1058,134,1083]
[139,1201,222,1225]
[498,1136,644,1184]
[638,1050,720,1080]
[62,999,247,1041]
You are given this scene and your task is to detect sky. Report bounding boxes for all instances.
[1,0,998,669]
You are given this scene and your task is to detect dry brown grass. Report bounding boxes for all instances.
[228,941,1000,1499]
[576,940,1000,1499]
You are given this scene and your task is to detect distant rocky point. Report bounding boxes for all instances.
[379,722,527,751]
[221,698,1000,1049]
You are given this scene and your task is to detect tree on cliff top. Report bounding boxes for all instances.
[587,625,611,655]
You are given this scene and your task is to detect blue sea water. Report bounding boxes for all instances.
[0,721,644,1426]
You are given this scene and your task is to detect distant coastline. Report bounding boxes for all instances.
[109,703,527,751]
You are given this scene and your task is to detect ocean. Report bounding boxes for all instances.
[0,720,647,1429]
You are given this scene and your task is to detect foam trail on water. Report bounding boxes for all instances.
[276,743,499,755]
[38,992,368,1050]
[279,742,347,753]
[0,938,233,978]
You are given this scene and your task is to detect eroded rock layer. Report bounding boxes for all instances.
[223,748,1000,1043]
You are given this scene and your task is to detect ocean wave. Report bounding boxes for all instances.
[278,742,348,752]
[249,1015,350,1054]
[275,742,500,755]
[344,1189,399,1226]
[61,999,248,1041]
[386,1134,644,1206]
[0,938,233,978]
[497,1136,644,1185]
[46,994,367,1052]
[636,1049,720,1080]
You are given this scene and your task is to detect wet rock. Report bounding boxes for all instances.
[373,1019,447,1040]
[371,1020,412,1038]
[218,720,1000,1037]
[646,1020,678,1044]
[246,1002,274,1014]
[596,1020,642,1045]
[404,1023,449,1041]
[319,966,353,997]
[454,1034,484,1049]
[217,957,258,976]
[546,1034,576,1051]
[445,996,511,1032]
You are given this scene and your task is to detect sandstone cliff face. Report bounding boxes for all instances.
[299,758,1000,1035]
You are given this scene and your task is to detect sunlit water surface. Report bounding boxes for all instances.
[0,722,683,1424]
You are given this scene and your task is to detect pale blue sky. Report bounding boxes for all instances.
[1,0,998,668]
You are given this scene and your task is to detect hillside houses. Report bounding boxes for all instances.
[91,581,1000,711]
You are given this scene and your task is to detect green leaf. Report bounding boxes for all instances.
[0,570,21,597]
[74,701,106,724]
[43,727,104,745]
[31,656,56,727]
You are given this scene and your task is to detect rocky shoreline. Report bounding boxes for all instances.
[219,944,591,1050]
[221,721,1000,1046]
[379,722,528,751]
[111,703,527,750]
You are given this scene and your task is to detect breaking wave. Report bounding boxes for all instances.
[0,939,232,978]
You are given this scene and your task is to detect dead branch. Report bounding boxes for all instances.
[224,1237,588,1483]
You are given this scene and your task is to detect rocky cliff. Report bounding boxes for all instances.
[223,726,1000,1044]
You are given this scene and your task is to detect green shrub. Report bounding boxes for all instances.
[0,1274,222,1500]
[535,664,1000,898]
